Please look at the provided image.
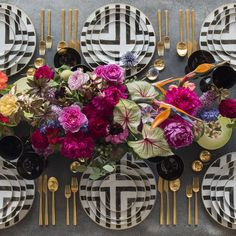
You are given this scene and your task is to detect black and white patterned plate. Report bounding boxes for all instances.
[0,160,34,229]
[81,3,155,78]
[80,153,156,230]
[224,174,236,211]
[0,3,36,77]
[202,152,236,229]
[0,173,12,211]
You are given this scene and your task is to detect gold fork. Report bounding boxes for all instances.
[186,184,192,225]
[193,177,200,226]
[164,180,170,225]
[157,9,164,56]
[65,185,71,225]
[39,9,46,55]
[71,177,78,225]
[68,9,74,48]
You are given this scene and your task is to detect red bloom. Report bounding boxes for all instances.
[102,86,127,106]
[219,99,236,118]
[60,132,94,159]
[88,116,109,139]
[34,65,54,80]
[31,129,49,149]
[0,113,8,123]
[46,128,60,145]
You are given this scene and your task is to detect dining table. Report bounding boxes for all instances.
[1,0,236,235]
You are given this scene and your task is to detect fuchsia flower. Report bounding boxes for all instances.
[88,116,109,139]
[102,86,127,106]
[165,87,202,116]
[60,132,94,159]
[219,99,236,118]
[34,65,54,80]
[31,129,49,150]
[58,105,87,133]
[68,70,89,90]
[105,123,128,144]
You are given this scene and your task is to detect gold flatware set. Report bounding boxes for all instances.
[38,174,59,226]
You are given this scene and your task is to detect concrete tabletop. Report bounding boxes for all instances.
[1,0,236,235]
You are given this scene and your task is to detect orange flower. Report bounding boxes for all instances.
[0,71,8,90]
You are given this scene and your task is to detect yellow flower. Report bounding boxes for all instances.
[0,94,19,117]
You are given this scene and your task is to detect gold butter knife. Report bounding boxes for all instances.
[74,9,80,51]
[164,180,170,225]
[43,174,49,226]
[186,9,192,57]
[71,177,78,226]
[37,175,43,226]
[157,176,164,225]
[191,9,198,53]
[193,177,200,226]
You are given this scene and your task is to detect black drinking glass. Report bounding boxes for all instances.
[156,154,184,181]
[212,65,236,89]
[16,152,45,180]
[0,135,24,160]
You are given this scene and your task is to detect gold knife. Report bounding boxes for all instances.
[186,9,192,57]
[157,176,164,225]
[38,175,43,226]
[164,180,170,225]
[43,174,49,226]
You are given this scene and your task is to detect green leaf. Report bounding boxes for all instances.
[89,172,103,180]
[103,164,115,173]
[128,124,173,159]
[76,165,87,173]
[113,99,141,134]
[126,81,159,102]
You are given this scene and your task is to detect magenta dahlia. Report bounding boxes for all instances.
[105,123,129,144]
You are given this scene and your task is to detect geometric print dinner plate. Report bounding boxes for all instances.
[81,4,156,78]
[202,152,236,229]
[0,3,36,77]
[79,153,157,230]
[0,159,35,229]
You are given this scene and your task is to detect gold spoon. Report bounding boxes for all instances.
[26,68,36,77]
[68,9,74,48]
[48,177,59,226]
[74,9,80,51]
[154,58,165,71]
[169,179,181,225]
[46,9,53,49]
[70,161,81,173]
[164,10,170,49]
[157,9,164,56]
[34,57,45,68]
[57,9,67,51]
[176,9,187,57]
[39,9,46,55]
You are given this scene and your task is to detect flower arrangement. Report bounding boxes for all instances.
[0,60,235,178]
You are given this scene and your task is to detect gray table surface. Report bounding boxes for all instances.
[2,0,236,235]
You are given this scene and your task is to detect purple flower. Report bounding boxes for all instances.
[34,65,54,80]
[165,87,202,116]
[141,105,158,124]
[198,108,219,122]
[105,123,129,144]
[68,70,89,90]
[58,105,87,133]
[200,90,218,110]
[163,118,194,149]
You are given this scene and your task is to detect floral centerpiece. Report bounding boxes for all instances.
[0,61,235,178]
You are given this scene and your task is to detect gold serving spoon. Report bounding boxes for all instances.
[191,9,198,53]
[68,9,74,48]
[157,9,164,56]
[74,9,80,51]
[39,9,46,55]
[164,10,170,49]
[169,179,180,225]
[48,177,59,226]
[46,9,53,49]
[176,9,187,57]
[57,9,67,51]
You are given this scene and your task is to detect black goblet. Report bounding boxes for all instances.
[16,152,45,180]
[156,154,184,181]
[0,135,23,160]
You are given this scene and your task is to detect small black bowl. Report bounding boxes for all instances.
[187,50,215,71]
[156,154,184,181]
[16,152,45,180]
[212,65,236,89]
[0,135,23,160]
[71,64,92,72]
[54,47,81,68]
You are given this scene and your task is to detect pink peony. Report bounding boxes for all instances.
[68,70,89,90]
[105,123,128,144]
[60,132,94,159]
[34,65,54,80]
[58,105,87,133]
[94,65,105,78]
[102,86,127,106]
[165,87,202,115]
[219,99,236,118]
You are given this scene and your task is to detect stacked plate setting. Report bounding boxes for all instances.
[202,152,236,229]
[0,158,35,229]
[79,153,157,230]
[200,3,236,69]
[81,3,156,78]
[0,3,36,77]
